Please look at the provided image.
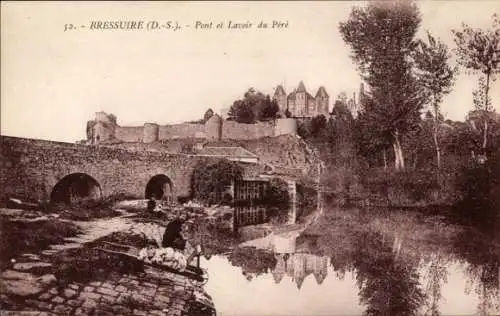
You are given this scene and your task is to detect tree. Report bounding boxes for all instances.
[227,88,280,123]
[190,159,243,205]
[263,178,290,209]
[227,99,256,123]
[310,115,327,137]
[471,77,497,157]
[260,96,280,121]
[336,91,349,108]
[413,31,457,169]
[339,1,426,170]
[453,13,500,156]
[203,108,214,123]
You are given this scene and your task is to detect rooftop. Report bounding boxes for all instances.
[196,146,259,159]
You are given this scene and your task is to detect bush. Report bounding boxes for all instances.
[297,180,318,208]
[357,166,459,207]
[263,178,290,209]
[190,159,243,205]
[388,170,441,203]
[454,148,500,225]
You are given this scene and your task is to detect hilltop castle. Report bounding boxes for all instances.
[85,81,367,145]
[273,81,330,118]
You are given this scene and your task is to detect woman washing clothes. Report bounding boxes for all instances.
[139,216,201,271]
[162,216,202,266]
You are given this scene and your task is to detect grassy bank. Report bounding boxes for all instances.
[0,216,80,270]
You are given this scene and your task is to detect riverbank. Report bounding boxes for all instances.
[0,204,217,316]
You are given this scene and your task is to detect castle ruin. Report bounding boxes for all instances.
[86,112,298,145]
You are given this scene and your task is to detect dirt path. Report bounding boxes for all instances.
[40,214,137,256]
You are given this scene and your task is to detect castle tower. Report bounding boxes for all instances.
[273,85,287,116]
[315,86,329,116]
[87,111,116,144]
[295,81,307,117]
[313,256,329,285]
[205,114,223,140]
[287,88,297,117]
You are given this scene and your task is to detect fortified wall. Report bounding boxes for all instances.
[86,112,297,144]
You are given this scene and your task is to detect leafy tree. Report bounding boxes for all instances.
[296,115,329,140]
[328,101,356,166]
[331,97,355,123]
[191,159,243,205]
[107,113,117,125]
[470,77,498,156]
[354,102,392,168]
[310,115,327,137]
[297,120,311,139]
[203,108,214,123]
[453,13,500,156]
[339,1,426,170]
[227,247,277,276]
[263,178,290,209]
[228,88,281,123]
[260,95,280,121]
[227,99,256,123]
[413,31,457,169]
[336,92,349,107]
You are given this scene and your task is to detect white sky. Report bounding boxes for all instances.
[1,1,500,143]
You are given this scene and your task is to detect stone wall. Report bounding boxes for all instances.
[221,121,275,140]
[115,126,143,142]
[158,124,205,140]
[88,112,297,144]
[0,136,220,203]
[274,118,298,137]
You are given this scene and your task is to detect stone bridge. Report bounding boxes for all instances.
[0,136,226,204]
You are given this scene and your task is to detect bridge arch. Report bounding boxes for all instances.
[50,173,102,204]
[145,174,173,202]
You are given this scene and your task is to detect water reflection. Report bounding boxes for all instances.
[352,231,425,315]
[233,206,269,228]
[233,205,297,233]
[272,253,329,289]
[201,206,500,316]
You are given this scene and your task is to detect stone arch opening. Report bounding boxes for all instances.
[145,174,173,202]
[50,173,102,204]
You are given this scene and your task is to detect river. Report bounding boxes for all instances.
[198,204,500,316]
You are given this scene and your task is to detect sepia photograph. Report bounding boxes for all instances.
[1,1,499,315]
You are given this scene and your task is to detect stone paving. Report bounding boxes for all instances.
[0,211,215,316]
[3,267,201,316]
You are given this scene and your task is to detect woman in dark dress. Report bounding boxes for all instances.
[161,217,202,266]
[162,218,186,251]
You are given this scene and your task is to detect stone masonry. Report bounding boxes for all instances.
[2,268,202,316]
[0,136,221,203]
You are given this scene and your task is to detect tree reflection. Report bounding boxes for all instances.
[352,231,425,316]
[422,253,448,316]
[227,246,277,277]
[454,226,500,315]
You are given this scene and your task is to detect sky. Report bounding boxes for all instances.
[1,1,500,143]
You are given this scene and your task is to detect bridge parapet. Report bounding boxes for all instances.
[0,136,212,203]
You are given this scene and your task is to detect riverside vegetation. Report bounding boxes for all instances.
[286,4,500,216]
